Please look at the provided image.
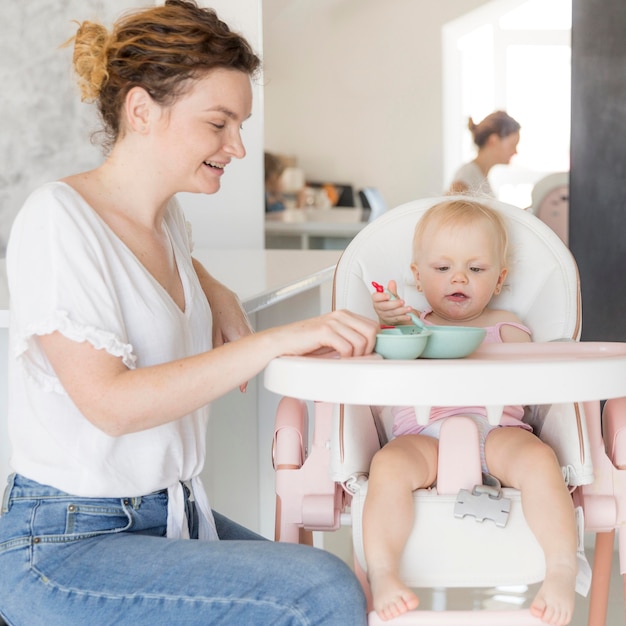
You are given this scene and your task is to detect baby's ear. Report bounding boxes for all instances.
[409,263,421,292]
[494,267,508,295]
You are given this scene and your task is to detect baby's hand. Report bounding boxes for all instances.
[372,280,414,326]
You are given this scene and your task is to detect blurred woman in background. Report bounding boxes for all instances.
[448,111,521,197]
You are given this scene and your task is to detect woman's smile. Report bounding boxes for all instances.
[202,160,226,176]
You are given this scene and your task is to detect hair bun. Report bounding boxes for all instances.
[70,20,111,102]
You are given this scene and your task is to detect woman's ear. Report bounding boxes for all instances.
[124,86,156,134]
[485,132,500,149]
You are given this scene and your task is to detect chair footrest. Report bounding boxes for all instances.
[367,608,545,625]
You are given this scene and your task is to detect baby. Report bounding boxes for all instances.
[363,199,577,625]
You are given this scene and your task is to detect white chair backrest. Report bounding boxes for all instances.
[333,196,581,342]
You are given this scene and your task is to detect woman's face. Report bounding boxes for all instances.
[151,68,253,195]
[494,131,520,165]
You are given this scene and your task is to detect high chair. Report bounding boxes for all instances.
[269,196,626,625]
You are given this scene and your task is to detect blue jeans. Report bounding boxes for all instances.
[0,474,366,625]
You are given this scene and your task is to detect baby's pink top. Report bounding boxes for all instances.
[391,312,532,438]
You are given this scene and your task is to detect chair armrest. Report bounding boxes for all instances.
[602,397,626,468]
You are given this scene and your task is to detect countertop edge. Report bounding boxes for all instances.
[243,265,336,314]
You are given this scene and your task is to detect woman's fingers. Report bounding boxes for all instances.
[273,310,378,359]
[318,310,378,356]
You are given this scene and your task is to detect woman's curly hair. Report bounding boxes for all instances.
[68,0,261,152]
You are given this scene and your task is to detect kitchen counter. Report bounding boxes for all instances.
[265,208,367,249]
[193,249,340,313]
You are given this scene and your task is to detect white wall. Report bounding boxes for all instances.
[0,0,263,254]
[0,0,125,255]
[263,0,490,210]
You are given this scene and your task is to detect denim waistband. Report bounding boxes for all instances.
[1,473,168,515]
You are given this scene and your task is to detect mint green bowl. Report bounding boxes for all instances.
[375,327,431,360]
[378,325,486,359]
[420,325,486,359]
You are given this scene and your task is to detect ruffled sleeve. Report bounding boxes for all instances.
[7,183,136,392]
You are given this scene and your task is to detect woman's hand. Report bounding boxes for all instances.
[372,279,414,326]
[267,309,379,358]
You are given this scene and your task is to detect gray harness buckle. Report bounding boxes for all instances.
[454,479,511,528]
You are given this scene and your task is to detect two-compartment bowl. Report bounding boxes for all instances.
[375,325,486,360]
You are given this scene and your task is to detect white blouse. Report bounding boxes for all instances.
[450,161,494,197]
[7,182,218,540]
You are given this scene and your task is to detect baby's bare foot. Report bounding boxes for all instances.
[530,562,576,625]
[369,568,419,621]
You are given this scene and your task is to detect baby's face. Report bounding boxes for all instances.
[412,220,507,324]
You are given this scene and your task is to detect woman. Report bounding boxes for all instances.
[448,111,521,197]
[0,2,376,624]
